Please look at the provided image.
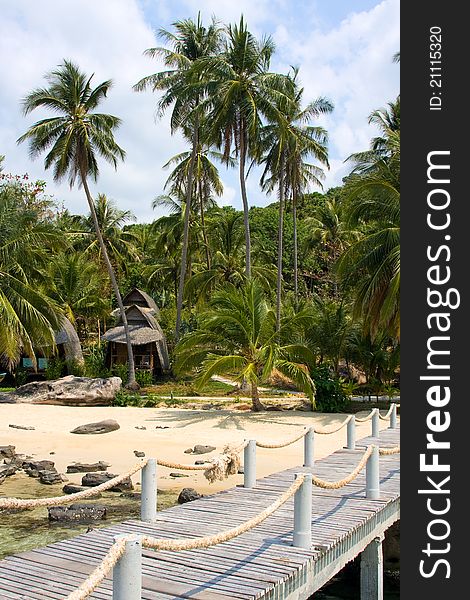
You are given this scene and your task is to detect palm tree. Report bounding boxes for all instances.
[175,279,316,411]
[0,184,62,368]
[259,74,332,328]
[337,98,400,339]
[162,142,228,270]
[17,60,139,388]
[201,16,294,278]
[83,194,139,275]
[134,15,222,341]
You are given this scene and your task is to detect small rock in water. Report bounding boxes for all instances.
[9,424,35,430]
[155,426,169,429]
[134,451,145,458]
[66,461,110,473]
[23,460,55,477]
[0,446,16,460]
[81,472,133,491]
[63,484,100,496]
[170,472,189,478]
[184,448,193,454]
[70,419,120,435]
[178,488,203,503]
[192,445,216,455]
[194,460,207,465]
[135,426,146,430]
[39,470,65,485]
[48,504,106,522]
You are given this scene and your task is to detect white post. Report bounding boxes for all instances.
[244,440,257,488]
[390,403,397,429]
[366,446,380,500]
[141,458,157,522]
[113,535,142,600]
[347,415,356,449]
[303,428,314,467]
[360,534,384,600]
[293,473,312,549]
[372,408,380,438]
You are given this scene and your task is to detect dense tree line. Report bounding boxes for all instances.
[0,15,400,410]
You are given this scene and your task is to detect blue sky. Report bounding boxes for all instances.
[0,0,399,223]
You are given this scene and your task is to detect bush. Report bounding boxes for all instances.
[112,363,129,385]
[66,359,85,377]
[45,357,66,380]
[84,344,109,378]
[311,365,349,413]
[111,389,142,407]
[135,370,154,387]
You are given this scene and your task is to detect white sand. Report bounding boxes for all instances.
[0,405,388,494]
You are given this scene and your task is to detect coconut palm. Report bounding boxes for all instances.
[83,194,139,275]
[175,279,316,411]
[259,74,332,328]
[134,15,223,341]
[0,185,62,368]
[201,17,294,278]
[17,60,138,388]
[337,98,400,339]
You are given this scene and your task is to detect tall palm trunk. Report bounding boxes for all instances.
[293,190,299,309]
[239,123,252,278]
[276,153,286,332]
[199,186,211,270]
[251,381,265,412]
[80,171,138,389]
[175,124,198,341]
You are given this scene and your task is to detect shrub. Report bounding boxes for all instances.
[135,370,154,387]
[112,363,129,385]
[45,357,66,380]
[84,344,109,378]
[111,389,142,407]
[310,365,349,413]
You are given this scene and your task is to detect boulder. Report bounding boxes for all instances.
[0,375,122,406]
[62,484,101,496]
[184,445,216,455]
[23,460,55,477]
[66,461,110,473]
[178,488,203,504]
[48,504,106,522]
[0,446,16,460]
[8,424,35,430]
[133,451,145,458]
[169,472,189,478]
[70,420,120,435]
[81,472,133,492]
[39,470,65,485]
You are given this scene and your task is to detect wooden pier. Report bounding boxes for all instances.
[0,426,400,599]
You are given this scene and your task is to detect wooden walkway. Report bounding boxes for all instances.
[0,427,400,599]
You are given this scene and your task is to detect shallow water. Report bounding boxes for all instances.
[0,473,178,560]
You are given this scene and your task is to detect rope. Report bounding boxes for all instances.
[378,405,394,421]
[314,416,352,435]
[141,474,305,551]
[65,537,126,600]
[379,446,400,455]
[256,429,307,448]
[156,459,208,471]
[64,475,305,599]
[0,462,147,510]
[311,446,374,489]
[355,409,376,423]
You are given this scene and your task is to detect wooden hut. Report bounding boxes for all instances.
[102,289,170,376]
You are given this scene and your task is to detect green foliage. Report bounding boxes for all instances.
[112,389,142,407]
[112,363,129,385]
[45,357,66,380]
[83,344,109,378]
[135,370,154,387]
[310,365,349,413]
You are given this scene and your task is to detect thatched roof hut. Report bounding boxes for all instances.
[102,289,170,374]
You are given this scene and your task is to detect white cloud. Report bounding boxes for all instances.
[0,0,399,221]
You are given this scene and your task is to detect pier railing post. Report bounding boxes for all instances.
[372,408,380,438]
[303,428,314,467]
[113,534,142,600]
[389,403,397,429]
[244,440,257,488]
[293,473,312,549]
[366,446,380,500]
[347,416,356,450]
[141,458,157,522]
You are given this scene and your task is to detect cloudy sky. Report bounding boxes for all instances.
[0,0,399,223]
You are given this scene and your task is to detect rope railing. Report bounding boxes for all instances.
[64,440,401,600]
[65,474,307,600]
[314,415,352,434]
[378,405,394,421]
[256,428,307,448]
[355,409,376,423]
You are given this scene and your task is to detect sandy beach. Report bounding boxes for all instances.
[0,404,391,495]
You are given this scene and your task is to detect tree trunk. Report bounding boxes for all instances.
[239,124,252,278]
[251,382,265,412]
[293,190,299,309]
[175,124,199,341]
[80,171,138,390]
[276,154,286,332]
[199,185,211,271]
